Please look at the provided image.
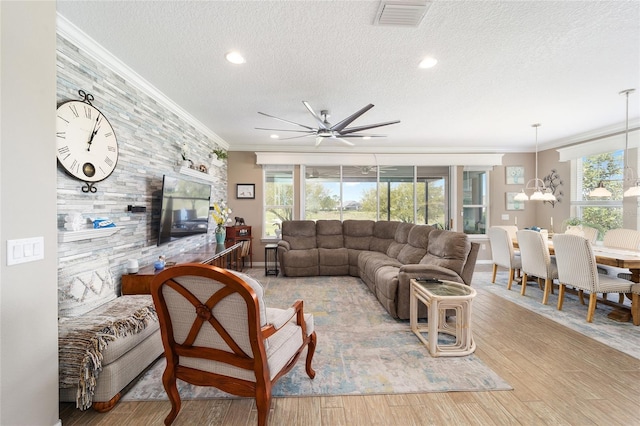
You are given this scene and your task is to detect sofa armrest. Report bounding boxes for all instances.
[398,264,464,284]
[277,240,291,251]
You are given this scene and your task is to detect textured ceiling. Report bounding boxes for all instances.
[56,1,640,154]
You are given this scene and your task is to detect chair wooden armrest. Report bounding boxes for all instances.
[261,300,305,339]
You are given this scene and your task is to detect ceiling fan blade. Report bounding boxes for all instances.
[339,120,400,135]
[330,104,374,132]
[334,137,355,146]
[278,134,317,140]
[315,137,324,147]
[255,127,316,133]
[303,101,329,130]
[258,111,316,131]
[335,134,387,138]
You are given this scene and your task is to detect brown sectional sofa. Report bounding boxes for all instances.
[277,220,480,319]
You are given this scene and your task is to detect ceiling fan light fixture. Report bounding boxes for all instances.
[419,57,438,69]
[225,51,246,64]
[269,134,279,139]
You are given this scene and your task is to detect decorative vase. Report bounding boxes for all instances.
[215,226,226,244]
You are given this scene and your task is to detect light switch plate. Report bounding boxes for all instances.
[6,237,44,266]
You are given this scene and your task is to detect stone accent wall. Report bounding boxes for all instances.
[56,35,227,295]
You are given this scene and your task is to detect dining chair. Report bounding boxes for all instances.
[552,233,633,323]
[516,229,558,304]
[565,225,598,244]
[150,264,317,425]
[488,226,521,289]
[601,228,640,283]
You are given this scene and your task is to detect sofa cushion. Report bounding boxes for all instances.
[319,248,349,275]
[370,221,400,253]
[282,220,317,250]
[316,220,344,249]
[343,219,374,250]
[420,229,471,276]
[397,225,432,264]
[387,222,414,258]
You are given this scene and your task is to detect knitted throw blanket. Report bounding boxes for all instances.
[58,295,158,409]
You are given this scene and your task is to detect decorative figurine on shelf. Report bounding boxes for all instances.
[235,216,246,226]
[211,200,233,244]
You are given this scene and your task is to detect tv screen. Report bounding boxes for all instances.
[157,175,211,246]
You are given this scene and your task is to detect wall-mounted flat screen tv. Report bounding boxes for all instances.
[157,175,211,246]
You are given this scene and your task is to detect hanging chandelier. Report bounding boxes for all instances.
[513,123,557,202]
[621,88,639,197]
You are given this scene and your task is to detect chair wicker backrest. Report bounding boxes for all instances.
[603,228,640,250]
[488,226,518,269]
[552,234,599,292]
[516,230,554,279]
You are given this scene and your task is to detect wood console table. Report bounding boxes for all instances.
[121,242,242,295]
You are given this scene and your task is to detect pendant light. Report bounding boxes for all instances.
[514,124,557,202]
[588,156,612,197]
[621,88,639,197]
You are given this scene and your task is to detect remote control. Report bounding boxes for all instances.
[415,277,442,283]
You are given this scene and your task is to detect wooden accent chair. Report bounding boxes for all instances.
[516,229,558,304]
[150,264,317,425]
[553,234,633,323]
[488,226,521,289]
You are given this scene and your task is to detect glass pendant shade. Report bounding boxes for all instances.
[589,181,612,197]
[624,183,640,197]
[513,190,529,201]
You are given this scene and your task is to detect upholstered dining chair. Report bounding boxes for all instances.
[150,264,317,426]
[565,225,598,244]
[516,230,558,304]
[553,233,633,323]
[488,226,521,289]
[601,228,640,282]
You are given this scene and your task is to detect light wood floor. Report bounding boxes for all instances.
[59,266,640,425]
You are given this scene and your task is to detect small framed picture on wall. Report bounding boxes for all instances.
[506,166,525,185]
[236,183,255,199]
[506,192,525,211]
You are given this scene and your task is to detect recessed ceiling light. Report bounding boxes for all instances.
[418,57,438,69]
[225,51,246,64]
[270,134,279,139]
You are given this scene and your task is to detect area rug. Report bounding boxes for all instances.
[474,269,640,360]
[122,271,511,401]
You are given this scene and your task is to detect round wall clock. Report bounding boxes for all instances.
[56,90,118,193]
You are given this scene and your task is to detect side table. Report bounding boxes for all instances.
[409,279,477,357]
[265,244,279,276]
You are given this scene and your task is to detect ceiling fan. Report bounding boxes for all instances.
[256,101,400,146]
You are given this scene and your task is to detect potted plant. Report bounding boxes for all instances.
[211,148,228,161]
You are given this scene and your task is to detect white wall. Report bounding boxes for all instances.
[0,2,60,425]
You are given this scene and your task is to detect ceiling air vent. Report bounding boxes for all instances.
[374,1,431,27]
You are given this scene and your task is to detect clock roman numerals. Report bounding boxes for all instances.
[104,156,114,168]
[84,106,92,119]
[104,131,113,138]
[69,104,79,118]
[57,132,66,139]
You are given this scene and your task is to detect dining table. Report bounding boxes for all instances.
[513,236,640,326]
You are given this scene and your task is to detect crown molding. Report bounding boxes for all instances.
[255,152,504,166]
[56,13,229,149]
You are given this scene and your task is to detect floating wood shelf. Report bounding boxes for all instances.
[58,227,120,243]
[177,166,216,182]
